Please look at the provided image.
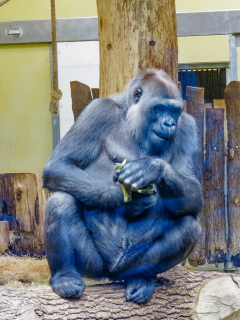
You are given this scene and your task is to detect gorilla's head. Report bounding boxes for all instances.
[126,69,183,155]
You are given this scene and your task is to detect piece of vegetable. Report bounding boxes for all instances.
[114,159,132,203]
[137,184,155,195]
[114,159,155,202]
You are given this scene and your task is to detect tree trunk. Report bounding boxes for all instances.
[1,266,240,320]
[96,0,178,97]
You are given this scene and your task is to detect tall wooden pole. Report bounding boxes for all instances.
[96,0,178,97]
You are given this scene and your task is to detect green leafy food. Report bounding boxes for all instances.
[114,159,132,202]
[113,159,126,170]
[114,159,155,202]
[137,184,155,195]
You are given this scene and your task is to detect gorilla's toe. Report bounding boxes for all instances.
[125,277,155,304]
[50,273,86,298]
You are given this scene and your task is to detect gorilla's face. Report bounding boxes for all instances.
[147,101,182,152]
[126,69,183,155]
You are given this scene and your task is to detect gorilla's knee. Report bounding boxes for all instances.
[182,216,201,250]
[45,191,77,216]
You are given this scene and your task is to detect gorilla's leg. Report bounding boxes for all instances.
[44,192,104,298]
[112,215,200,303]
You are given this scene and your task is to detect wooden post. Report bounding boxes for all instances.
[186,86,205,156]
[225,81,240,261]
[91,88,99,99]
[96,0,178,96]
[204,108,226,263]
[0,174,50,255]
[186,86,206,266]
[0,221,9,253]
[70,81,92,121]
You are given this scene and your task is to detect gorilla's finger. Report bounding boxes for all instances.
[113,170,120,182]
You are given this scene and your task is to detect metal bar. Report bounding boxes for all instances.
[177,10,240,37]
[229,35,238,81]
[0,17,98,44]
[1,11,240,44]
[57,17,98,42]
[236,35,240,46]
[178,63,230,70]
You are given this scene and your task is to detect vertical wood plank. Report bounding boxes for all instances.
[91,88,99,99]
[186,86,206,266]
[205,108,226,263]
[213,99,228,144]
[186,86,205,158]
[0,221,9,253]
[70,81,92,121]
[225,81,240,259]
[0,173,49,255]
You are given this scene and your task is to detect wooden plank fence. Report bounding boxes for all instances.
[0,174,50,255]
[0,80,240,270]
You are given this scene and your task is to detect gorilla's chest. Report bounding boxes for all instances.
[104,133,142,164]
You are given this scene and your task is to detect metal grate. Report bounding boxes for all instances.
[178,68,226,102]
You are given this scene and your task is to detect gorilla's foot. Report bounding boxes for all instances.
[125,277,155,304]
[50,273,86,298]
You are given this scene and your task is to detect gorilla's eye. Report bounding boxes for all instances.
[134,88,142,103]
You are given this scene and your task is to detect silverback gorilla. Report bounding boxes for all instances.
[43,69,202,304]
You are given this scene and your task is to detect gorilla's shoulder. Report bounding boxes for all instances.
[78,97,121,122]
[178,112,198,137]
[174,112,199,154]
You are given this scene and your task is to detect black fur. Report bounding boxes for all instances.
[43,69,202,303]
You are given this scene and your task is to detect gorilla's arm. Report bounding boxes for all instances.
[118,113,203,216]
[156,113,203,215]
[43,98,123,209]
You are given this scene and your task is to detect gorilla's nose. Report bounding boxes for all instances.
[163,116,175,127]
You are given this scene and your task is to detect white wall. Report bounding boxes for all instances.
[58,41,99,138]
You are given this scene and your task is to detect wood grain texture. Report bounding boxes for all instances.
[0,174,50,255]
[186,86,206,266]
[204,108,226,263]
[0,266,239,320]
[70,81,92,121]
[0,221,9,252]
[96,0,178,97]
[225,81,240,258]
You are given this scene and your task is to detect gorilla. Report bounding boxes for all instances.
[43,68,202,304]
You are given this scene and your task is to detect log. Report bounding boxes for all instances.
[204,108,226,263]
[186,86,206,266]
[96,0,178,96]
[1,266,240,320]
[225,82,240,260]
[0,174,50,255]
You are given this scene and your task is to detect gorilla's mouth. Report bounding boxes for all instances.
[153,131,169,141]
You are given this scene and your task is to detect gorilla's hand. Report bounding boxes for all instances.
[117,158,164,191]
